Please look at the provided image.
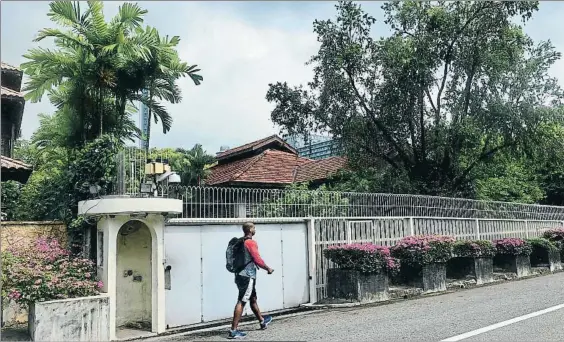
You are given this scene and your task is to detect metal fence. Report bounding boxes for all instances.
[179,186,564,221]
[312,217,563,301]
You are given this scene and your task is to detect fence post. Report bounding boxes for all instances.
[307,218,318,304]
[408,217,415,236]
[524,220,529,238]
[346,220,352,244]
[475,219,480,240]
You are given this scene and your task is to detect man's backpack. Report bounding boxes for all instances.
[226,237,250,273]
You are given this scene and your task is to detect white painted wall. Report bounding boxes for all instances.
[164,220,310,328]
[28,295,110,342]
[116,222,152,327]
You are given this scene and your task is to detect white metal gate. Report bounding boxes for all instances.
[164,221,310,328]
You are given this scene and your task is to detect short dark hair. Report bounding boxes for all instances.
[242,222,254,235]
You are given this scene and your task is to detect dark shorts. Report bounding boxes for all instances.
[235,275,257,303]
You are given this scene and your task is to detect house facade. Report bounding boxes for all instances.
[1,62,32,183]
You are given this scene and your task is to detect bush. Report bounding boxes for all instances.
[323,243,400,274]
[542,228,564,242]
[541,228,564,259]
[526,238,559,253]
[493,238,532,256]
[1,238,102,307]
[453,240,496,258]
[390,235,455,266]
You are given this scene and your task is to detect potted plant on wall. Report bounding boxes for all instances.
[542,228,564,262]
[390,235,455,293]
[448,240,496,285]
[493,238,532,277]
[323,243,399,303]
[526,237,562,272]
[2,238,105,341]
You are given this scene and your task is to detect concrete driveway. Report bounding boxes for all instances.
[147,272,564,341]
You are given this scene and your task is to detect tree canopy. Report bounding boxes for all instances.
[266,1,564,197]
[21,0,202,149]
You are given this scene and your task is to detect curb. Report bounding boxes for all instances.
[124,307,319,341]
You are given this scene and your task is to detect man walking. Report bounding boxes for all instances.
[229,222,274,339]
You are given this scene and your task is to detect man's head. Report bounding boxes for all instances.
[242,222,255,237]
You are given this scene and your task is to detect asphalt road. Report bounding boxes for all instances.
[151,272,564,341]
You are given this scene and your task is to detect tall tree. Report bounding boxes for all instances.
[266,1,563,196]
[21,1,203,148]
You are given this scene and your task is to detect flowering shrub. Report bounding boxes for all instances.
[453,240,496,258]
[1,238,102,306]
[493,238,532,256]
[390,235,455,266]
[323,243,400,274]
[541,228,564,260]
[526,238,559,253]
[542,228,564,242]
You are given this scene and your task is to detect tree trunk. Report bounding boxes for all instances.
[99,88,104,137]
[145,84,154,155]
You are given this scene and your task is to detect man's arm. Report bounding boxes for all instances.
[244,239,273,273]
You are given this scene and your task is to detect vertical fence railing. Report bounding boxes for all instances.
[312,217,564,302]
[179,186,564,221]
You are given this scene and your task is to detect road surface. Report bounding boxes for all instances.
[150,272,564,341]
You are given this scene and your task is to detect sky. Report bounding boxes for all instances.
[1,1,564,155]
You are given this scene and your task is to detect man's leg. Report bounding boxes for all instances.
[249,284,272,330]
[249,296,264,322]
[230,275,253,337]
[231,301,245,331]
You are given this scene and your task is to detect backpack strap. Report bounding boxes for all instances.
[240,237,253,270]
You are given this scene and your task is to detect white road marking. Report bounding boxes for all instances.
[441,303,564,341]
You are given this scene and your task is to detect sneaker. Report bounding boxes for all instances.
[228,330,247,339]
[260,315,273,330]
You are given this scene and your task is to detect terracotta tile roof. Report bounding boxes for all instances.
[1,62,20,71]
[216,135,297,161]
[1,86,24,99]
[1,156,31,171]
[206,149,310,186]
[206,149,347,186]
[294,157,348,183]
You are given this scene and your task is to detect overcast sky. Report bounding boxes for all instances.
[2,1,563,154]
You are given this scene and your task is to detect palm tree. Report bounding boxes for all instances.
[177,145,215,186]
[127,27,203,153]
[21,1,200,148]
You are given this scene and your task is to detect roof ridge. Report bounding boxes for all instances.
[231,151,267,181]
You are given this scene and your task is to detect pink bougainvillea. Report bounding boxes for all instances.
[493,238,532,256]
[1,238,101,306]
[324,243,400,274]
[391,235,455,266]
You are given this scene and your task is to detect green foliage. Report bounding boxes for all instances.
[251,183,350,217]
[1,181,23,221]
[13,135,119,226]
[526,237,559,253]
[266,1,563,197]
[453,240,496,258]
[21,1,202,149]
